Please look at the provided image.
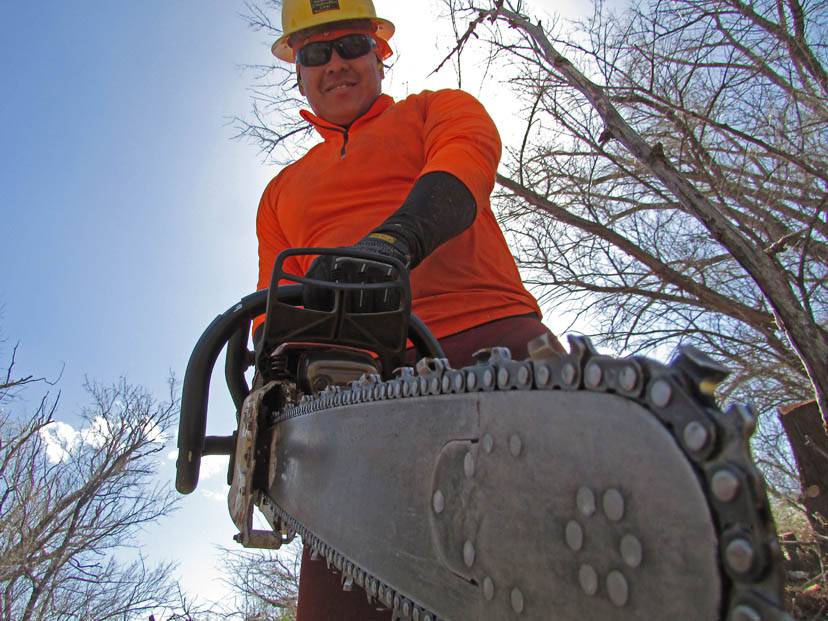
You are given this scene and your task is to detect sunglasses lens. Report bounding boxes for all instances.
[297,42,332,67]
[335,34,375,59]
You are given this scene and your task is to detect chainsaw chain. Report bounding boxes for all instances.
[260,336,789,621]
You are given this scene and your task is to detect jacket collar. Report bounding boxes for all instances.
[300,94,394,141]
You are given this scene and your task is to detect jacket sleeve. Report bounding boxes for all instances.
[418,89,502,213]
[254,172,302,336]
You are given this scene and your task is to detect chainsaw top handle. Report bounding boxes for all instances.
[175,248,444,495]
[257,247,413,381]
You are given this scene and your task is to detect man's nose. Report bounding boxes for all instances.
[324,48,349,71]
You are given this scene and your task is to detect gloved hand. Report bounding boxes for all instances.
[302,234,412,313]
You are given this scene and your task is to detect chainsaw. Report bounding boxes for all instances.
[176,248,792,620]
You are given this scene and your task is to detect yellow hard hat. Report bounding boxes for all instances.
[272,0,395,62]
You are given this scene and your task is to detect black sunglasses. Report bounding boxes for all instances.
[297,34,377,67]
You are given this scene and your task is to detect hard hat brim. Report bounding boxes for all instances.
[272,17,394,62]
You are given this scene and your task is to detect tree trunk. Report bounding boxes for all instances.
[779,401,828,549]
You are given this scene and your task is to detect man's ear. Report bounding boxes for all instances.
[296,66,305,95]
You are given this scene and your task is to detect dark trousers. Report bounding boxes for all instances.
[295,314,563,621]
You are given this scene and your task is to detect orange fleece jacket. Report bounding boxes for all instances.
[255,89,541,339]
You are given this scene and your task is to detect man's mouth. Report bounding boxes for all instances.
[325,82,356,93]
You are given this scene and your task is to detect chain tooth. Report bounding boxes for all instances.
[472,348,494,364]
[527,332,562,361]
[670,345,729,404]
[727,403,757,439]
[566,334,599,358]
[415,357,450,377]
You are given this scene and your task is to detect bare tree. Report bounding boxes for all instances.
[432,0,826,427]
[233,1,317,164]
[218,541,301,621]
[0,347,185,621]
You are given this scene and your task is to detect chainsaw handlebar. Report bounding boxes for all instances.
[175,287,275,495]
[175,278,444,495]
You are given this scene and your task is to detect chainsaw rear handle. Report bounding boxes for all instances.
[176,279,444,495]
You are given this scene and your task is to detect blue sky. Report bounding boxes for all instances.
[0,0,583,604]
[1,0,280,601]
[1,2,272,407]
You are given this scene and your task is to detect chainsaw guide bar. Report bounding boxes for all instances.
[231,337,791,621]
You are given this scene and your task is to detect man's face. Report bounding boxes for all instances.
[297,35,384,127]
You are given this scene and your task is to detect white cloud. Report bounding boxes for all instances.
[39,414,169,464]
[202,489,226,503]
[199,455,229,481]
[164,450,227,483]
[41,421,80,463]
[142,417,168,445]
[79,416,110,449]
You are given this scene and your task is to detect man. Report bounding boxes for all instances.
[255,1,564,618]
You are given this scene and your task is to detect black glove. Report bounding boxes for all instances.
[302,234,411,313]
